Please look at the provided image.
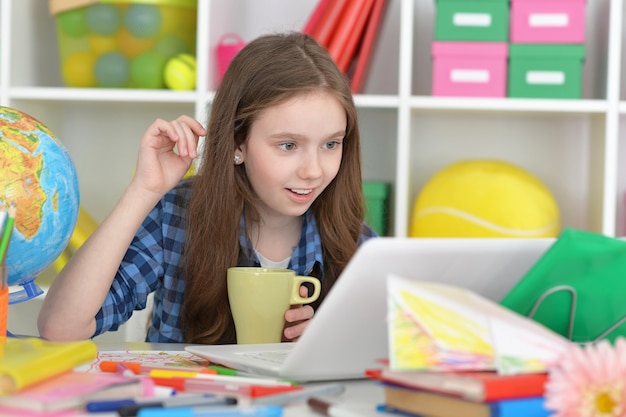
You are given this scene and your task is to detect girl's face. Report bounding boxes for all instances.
[238,91,346,223]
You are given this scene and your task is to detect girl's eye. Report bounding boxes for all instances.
[324,141,342,150]
[278,142,296,151]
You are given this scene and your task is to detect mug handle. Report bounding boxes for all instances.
[291,276,321,304]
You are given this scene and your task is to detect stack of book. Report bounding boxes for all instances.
[367,366,550,417]
[0,337,98,396]
[0,337,147,414]
[368,273,571,417]
[302,0,389,93]
[0,338,303,415]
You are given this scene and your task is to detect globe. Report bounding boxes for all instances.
[0,106,80,304]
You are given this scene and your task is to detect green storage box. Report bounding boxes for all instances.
[363,181,391,236]
[435,0,509,42]
[508,44,586,99]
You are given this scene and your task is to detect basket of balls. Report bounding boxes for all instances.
[49,0,197,90]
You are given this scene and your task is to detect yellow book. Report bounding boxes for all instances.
[0,337,97,395]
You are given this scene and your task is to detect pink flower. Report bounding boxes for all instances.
[545,338,626,417]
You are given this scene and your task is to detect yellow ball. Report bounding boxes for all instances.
[88,34,117,56]
[62,52,97,87]
[116,27,154,58]
[164,53,196,90]
[410,159,560,238]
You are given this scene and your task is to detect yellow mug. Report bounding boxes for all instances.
[227,267,321,344]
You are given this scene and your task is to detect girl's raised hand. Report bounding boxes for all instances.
[133,115,206,196]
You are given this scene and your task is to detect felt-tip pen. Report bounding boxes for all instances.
[252,383,345,406]
[149,370,293,387]
[206,365,265,378]
[375,404,422,416]
[137,405,283,417]
[151,377,299,397]
[204,366,297,386]
[100,361,218,376]
[117,396,238,417]
[86,397,159,413]
[85,386,177,412]
[307,397,361,417]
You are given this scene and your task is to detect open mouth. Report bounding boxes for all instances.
[289,189,313,195]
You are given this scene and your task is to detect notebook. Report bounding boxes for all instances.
[185,237,554,382]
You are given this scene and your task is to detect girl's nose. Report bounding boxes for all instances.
[298,152,323,179]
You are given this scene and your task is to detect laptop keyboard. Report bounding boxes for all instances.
[239,350,290,364]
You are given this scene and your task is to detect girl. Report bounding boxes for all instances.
[39,32,377,344]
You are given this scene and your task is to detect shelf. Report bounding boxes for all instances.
[617,102,626,113]
[2,0,626,240]
[354,95,401,109]
[8,87,201,103]
[409,97,610,114]
[9,89,399,109]
[7,90,609,114]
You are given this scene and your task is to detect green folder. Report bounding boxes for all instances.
[501,228,626,344]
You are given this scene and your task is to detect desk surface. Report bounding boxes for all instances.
[90,342,385,417]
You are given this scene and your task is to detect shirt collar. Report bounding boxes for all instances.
[238,210,324,278]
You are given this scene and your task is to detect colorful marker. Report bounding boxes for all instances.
[99,361,218,376]
[137,405,283,417]
[149,370,293,387]
[151,377,300,398]
[117,395,238,417]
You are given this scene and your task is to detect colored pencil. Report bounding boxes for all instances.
[0,205,15,265]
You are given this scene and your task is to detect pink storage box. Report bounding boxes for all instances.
[510,0,586,43]
[432,42,508,98]
[216,33,246,83]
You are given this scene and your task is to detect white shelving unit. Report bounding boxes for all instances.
[406,0,625,239]
[1,0,626,338]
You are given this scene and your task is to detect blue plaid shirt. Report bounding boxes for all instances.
[94,180,378,342]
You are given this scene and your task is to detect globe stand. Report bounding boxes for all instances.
[9,278,44,304]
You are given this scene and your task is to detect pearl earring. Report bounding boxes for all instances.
[234,155,243,165]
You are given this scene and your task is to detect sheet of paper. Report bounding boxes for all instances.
[75,350,211,373]
[387,273,571,374]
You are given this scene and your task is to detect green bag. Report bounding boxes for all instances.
[501,228,626,344]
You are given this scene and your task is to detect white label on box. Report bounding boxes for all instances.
[526,71,565,85]
[529,13,569,27]
[451,69,490,83]
[453,13,492,27]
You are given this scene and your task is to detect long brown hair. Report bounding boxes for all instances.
[181,32,365,344]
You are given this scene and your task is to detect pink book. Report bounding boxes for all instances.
[0,407,80,416]
[0,371,153,413]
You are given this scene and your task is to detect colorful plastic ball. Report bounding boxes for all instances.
[95,52,129,88]
[130,52,166,89]
[58,8,88,37]
[164,53,196,91]
[88,34,117,56]
[62,52,97,87]
[154,34,190,60]
[160,8,195,34]
[86,4,122,36]
[116,27,154,58]
[124,4,162,39]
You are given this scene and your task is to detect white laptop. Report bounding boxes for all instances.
[185,237,554,382]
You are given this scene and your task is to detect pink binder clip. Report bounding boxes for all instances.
[216,33,246,82]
